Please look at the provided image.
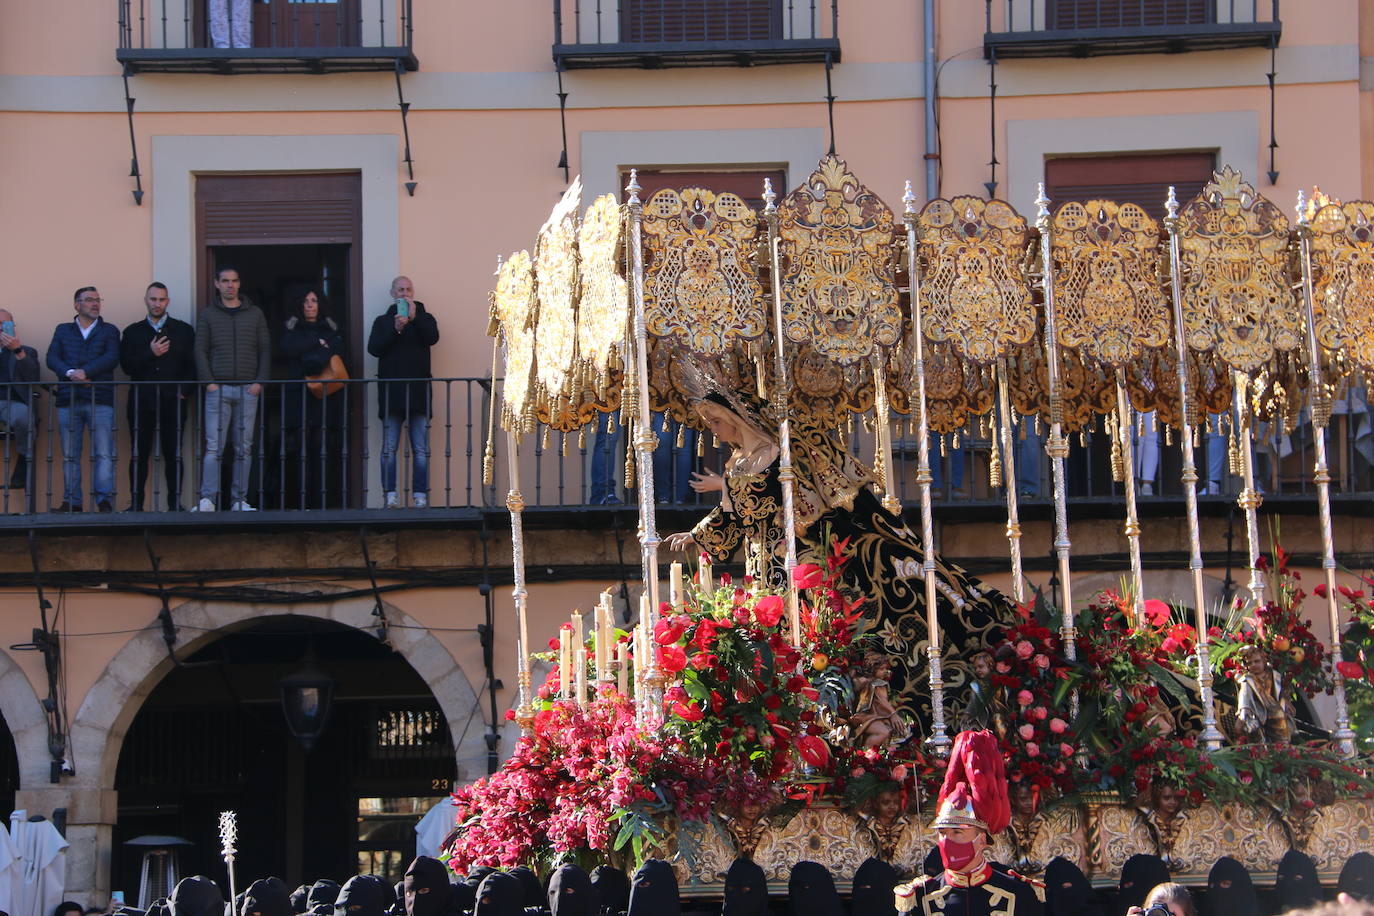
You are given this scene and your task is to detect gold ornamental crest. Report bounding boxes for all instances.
[641,187,766,355]
[778,154,900,365]
[917,196,1036,364]
[1176,167,1299,374]
[1305,199,1374,373]
[1050,200,1170,369]
[494,250,538,435]
[533,178,582,415]
[576,192,629,391]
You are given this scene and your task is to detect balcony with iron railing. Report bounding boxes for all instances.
[117,0,417,74]
[984,0,1280,59]
[552,0,839,69]
[0,379,1370,539]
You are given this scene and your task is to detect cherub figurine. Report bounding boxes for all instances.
[959,650,1010,740]
[719,795,773,860]
[1236,644,1293,743]
[862,783,912,862]
[1003,781,1045,873]
[849,652,912,750]
[1141,781,1190,868]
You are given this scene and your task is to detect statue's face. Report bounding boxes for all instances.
[971,655,992,679]
[1244,650,1268,676]
[1154,784,1184,817]
[875,790,902,820]
[738,798,764,822]
[1011,784,1036,818]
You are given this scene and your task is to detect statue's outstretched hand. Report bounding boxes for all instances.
[690,469,724,493]
[664,532,698,552]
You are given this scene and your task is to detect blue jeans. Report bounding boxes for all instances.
[1204,428,1227,491]
[1016,424,1041,496]
[56,401,115,506]
[200,385,259,504]
[382,414,429,495]
[590,412,696,504]
[929,434,964,492]
[589,412,620,504]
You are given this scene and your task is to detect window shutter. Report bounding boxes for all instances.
[620,0,780,43]
[1047,0,1212,29]
[1044,152,1216,223]
[197,173,360,245]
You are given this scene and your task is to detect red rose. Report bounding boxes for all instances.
[1314,584,1329,599]
[1337,660,1364,680]
[672,701,704,722]
[714,740,731,755]
[548,637,561,651]
[754,595,785,628]
[693,620,720,651]
[792,564,824,589]
[658,645,688,673]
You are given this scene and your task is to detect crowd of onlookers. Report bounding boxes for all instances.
[0,272,436,512]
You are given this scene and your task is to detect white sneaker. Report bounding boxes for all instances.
[230,500,257,511]
[412,492,428,508]
[192,497,215,512]
[1139,482,1154,496]
[384,491,400,509]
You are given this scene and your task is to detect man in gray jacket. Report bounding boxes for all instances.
[194,266,270,511]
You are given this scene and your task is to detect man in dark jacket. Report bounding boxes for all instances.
[193,266,270,511]
[367,276,439,508]
[121,282,196,511]
[0,309,39,490]
[46,287,121,512]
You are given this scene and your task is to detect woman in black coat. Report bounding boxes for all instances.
[279,289,346,508]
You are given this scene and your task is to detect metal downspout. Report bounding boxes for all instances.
[924,0,938,200]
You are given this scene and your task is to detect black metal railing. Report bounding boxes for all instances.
[0,377,1368,520]
[984,0,1280,58]
[552,0,840,69]
[117,0,417,73]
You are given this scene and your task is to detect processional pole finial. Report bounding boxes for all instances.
[902,180,917,217]
[762,177,777,215]
[625,168,642,207]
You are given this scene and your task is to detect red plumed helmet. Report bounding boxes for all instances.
[929,729,1010,835]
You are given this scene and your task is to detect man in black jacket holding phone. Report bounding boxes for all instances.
[368,275,439,509]
[120,282,196,511]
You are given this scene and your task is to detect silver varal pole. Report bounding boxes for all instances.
[1034,185,1079,674]
[762,179,804,647]
[904,181,950,754]
[1164,186,1224,749]
[1294,191,1357,757]
[996,359,1026,604]
[624,170,665,724]
[1232,370,1267,606]
[504,422,534,733]
[1115,371,1146,617]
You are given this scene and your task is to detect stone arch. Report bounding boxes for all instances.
[0,648,52,790]
[68,585,487,793]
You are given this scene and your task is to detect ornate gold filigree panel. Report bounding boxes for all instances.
[895,339,994,435]
[778,154,900,364]
[1051,200,1170,369]
[760,806,880,883]
[1306,200,1374,372]
[1306,798,1374,880]
[645,340,755,429]
[991,805,1089,878]
[917,197,1036,364]
[788,344,877,431]
[1008,341,1113,434]
[494,250,538,434]
[1125,346,1232,429]
[576,193,629,391]
[534,178,582,414]
[641,188,766,355]
[1176,167,1299,374]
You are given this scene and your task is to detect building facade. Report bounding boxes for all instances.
[1,0,1372,902]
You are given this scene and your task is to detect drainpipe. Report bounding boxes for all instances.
[923,0,939,200]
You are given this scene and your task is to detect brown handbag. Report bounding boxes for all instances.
[305,355,349,399]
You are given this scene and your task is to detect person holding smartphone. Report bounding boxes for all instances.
[368,275,439,509]
[120,282,196,511]
[0,308,39,491]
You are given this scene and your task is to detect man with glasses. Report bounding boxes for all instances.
[45,287,121,512]
[194,266,270,511]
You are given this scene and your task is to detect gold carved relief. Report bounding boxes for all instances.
[1176,167,1299,374]
[1007,342,1113,434]
[1050,200,1170,369]
[533,178,582,415]
[778,154,901,364]
[917,197,1036,364]
[576,193,629,393]
[641,188,766,356]
[1306,199,1374,373]
[493,250,538,435]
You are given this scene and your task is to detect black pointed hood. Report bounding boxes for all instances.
[336,876,393,916]
[241,879,293,916]
[309,882,341,914]
[1339,851,1374,902]
[406,858,456,916]
[588,867,628,916]
[548,865,597,916]
[787,862,841,916]
[291,888,311,914]
[1045,856,1100,916]
[849,858,897,916]
[474,873,524,916]
[1115,854,1170,915]
[626,860,678,916]
[721,859,767,916]
[1274,849,1321,910]
[450,884,475,916]
[170,877,226,916]
[1201,856,1258,916]
[508,868,543,912]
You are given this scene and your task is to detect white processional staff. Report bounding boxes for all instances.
[218,810,239,909]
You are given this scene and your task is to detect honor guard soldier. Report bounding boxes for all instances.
[895,730,1044,916]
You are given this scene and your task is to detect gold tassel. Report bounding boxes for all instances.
[940,434,947,458]
[562,433,570,458]
[1110,423,1124,483]
[1165,425,1173,447]
[675,424,684,449]
[712,433,720,449]
[578,427,587,451]
[989,437,1003,489]
[541,426,550,450]
[482,335,501,487]
[1079,430,1088,448]
[952,430,961,450]
[624,424,637,490]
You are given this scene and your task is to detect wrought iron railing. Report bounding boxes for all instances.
[117,0,417,72]
[984,0,1280,58]
[0,377,1368,519]
[552,0,840,68]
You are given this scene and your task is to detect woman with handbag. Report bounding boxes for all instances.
[279,289,347,508]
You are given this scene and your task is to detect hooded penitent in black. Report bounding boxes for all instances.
[451,884,475,915]
[467,869,498,892]
[720,859,767,916]
[849,858,897,916]
[474,874,524,916]
[337,876,394,916]
[787,862,842,916]
[292,888,311,914]
[1201,856,1259,916]
[508,868,544,914]
[547,865,597,916]
[406,857,459,916]
[242,880,294,916]
[1339,852,1374,903]
[148,898,171,916]
[1115,854,1170,916]
[1044,856,1101,916]
[1274,850,1322,911]
[309,882,342,916]
[170,877,226,916]
[588,867,629,916]
[626,860,679,916]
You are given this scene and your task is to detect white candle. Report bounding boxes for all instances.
[572,609,584,654]
[559,628,572,699]
[616,642,628,695]
[575,647,588,705]
[670,562,684,610]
